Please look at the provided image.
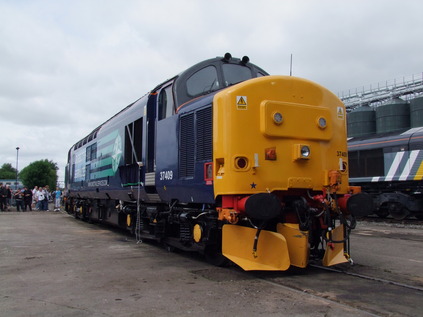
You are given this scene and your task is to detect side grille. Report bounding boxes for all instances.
[179,113,195,178]
[196,107,212,161]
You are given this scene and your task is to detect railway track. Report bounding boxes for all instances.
[310,264,423,292]
[252,262,423,317]
[247,220,423,316]
[361,215,423,227]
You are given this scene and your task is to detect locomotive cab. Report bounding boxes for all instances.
[154,54,269,204]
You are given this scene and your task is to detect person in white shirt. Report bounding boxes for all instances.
[35,188,45,211]
[32,186,38,209]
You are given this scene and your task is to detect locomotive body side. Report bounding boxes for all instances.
[348,127,423,219]
[66,96,149,224]
[155,94,215,204]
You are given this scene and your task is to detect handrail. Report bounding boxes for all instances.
[338,73,423,110]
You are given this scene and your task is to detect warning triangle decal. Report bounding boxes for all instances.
[237,97,247,105]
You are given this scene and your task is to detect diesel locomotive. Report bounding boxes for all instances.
[348,127,423,220]
[65,53,369,271]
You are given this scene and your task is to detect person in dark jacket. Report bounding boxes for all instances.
[5,185,12,211]
[23,187,33,211]
[0,183,6,211]
[14,189,24,211]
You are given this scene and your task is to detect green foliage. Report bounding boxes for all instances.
[19,159,58,190]
[0,163,17,179]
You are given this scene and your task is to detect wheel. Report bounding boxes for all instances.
[375,205,389,218]
[73,204,79,219]
[388,202,409,220]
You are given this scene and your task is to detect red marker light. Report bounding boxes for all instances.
[265,147,277,160]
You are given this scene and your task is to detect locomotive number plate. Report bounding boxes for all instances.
[160,170,174,181]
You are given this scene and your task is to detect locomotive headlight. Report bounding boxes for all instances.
[293,144,311,161]
[317,117,327,129]
[301,145,310,158]
[273,112,283,125]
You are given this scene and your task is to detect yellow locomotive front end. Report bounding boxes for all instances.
[213,75,362,271]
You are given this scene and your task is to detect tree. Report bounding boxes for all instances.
[0,163,17,179]
[19,159,58,190]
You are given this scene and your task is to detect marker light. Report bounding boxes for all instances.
[318,117,327,129]
[273,112,283,125]
[265,147,277,160]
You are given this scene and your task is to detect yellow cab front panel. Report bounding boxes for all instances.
[213,76,350,270]
[213,75,349,196]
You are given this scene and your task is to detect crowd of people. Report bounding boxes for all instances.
[0,183,62,212]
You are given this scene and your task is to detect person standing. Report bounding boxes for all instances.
[35,187,44,211]
[0,183,6,211]
[42,186,50,211]
[23,187,33,211]
[54,187,62,212]
[38,186,49,211]
[32,186,38,209]
[5,185,12,211]
[14,189,24,211]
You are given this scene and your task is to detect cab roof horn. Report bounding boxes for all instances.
[221,52,250,65]
[241,56,250,65]
[222,52,232,62]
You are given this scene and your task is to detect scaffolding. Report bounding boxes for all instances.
[339,73,423,111]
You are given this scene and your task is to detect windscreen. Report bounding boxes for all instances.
[222,64,253,87]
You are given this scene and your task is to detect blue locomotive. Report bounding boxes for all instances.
[65,53,368,271]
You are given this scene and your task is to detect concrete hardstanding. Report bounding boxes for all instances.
[1,212,422,316]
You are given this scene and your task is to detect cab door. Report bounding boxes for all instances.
[144,82,176,202]
[155,83,179,202]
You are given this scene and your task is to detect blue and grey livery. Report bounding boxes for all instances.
[348,127,423,219]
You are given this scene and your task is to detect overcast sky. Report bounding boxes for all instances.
[1,0,422,185]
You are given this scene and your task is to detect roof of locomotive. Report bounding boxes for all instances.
[69,53,269,152]
[348,127,423,150]
[152,53,269,109]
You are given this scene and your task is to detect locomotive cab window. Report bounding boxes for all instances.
[222,64,253,86]
[186,66,219,97]
[158,85,174,120]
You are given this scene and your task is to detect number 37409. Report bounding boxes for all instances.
[160,170,173,181]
